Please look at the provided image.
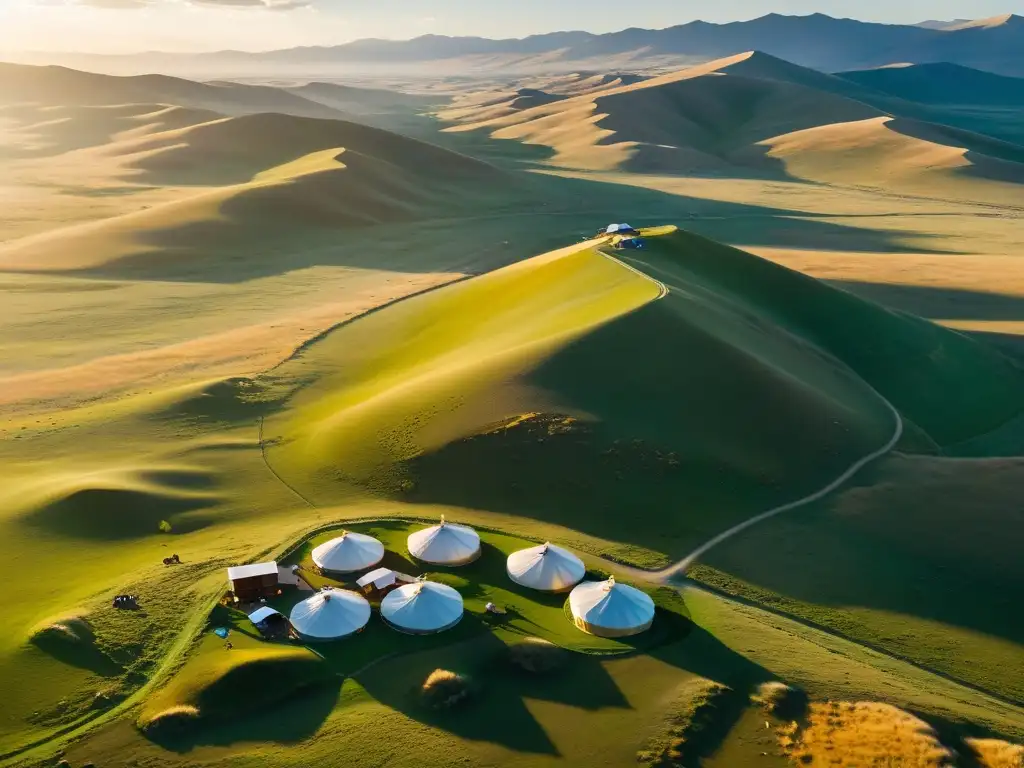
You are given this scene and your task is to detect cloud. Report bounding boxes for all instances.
[69,0,312,9]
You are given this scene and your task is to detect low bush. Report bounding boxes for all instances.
[421,669,473,711]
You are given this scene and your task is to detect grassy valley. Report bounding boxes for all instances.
[1,34,1023,768]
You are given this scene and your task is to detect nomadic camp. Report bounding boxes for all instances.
[506,542,586,592]
[227,561,280,601]
[407,516,481,566]
[312,531,385,575]
[289,588,371,641]
[568,576,655,637]
[356,567,416,597]
[380,580,464,634]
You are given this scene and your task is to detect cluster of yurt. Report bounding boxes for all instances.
[284,518,481,641]
[505,542,655,637]
[282,517,655,644]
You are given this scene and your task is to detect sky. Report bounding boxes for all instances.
[1,0,1022,54]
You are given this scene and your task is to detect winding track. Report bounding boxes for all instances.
[597,245,904,583]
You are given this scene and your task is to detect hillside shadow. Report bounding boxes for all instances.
[22,486,217,541]
[147,678,343,752]
[356,632,560,756]
[61,159,957,284]
[829,280,1024,322]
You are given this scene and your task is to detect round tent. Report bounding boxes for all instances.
[568,576,655,638]
[407,516,481,566]
[312,531,385,574]
[506,542,585,592]
[380,581,464,634]
[289,588,371,641]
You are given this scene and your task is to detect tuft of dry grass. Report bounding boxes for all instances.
[30,616,93,647]
[778,701,955,767]
[421,669,473,711]
[137,704,201,736]
[639,681,742,767]
[967,738,1024,768]
[750,681,807,720]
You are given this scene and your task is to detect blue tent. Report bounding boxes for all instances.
[605,223,639,235]
[617,238,644,250]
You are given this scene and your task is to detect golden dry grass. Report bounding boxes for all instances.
[968,738,1024,768]
[136,704,201,736]
[778,701,955,766]
[421,669,473,711]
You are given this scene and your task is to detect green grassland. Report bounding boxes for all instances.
[3,227,1024,767]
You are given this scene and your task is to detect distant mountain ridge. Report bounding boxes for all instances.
[10,13,1024,78]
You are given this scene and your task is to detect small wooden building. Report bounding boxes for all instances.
[356,567,416,599]
[227,561,279,601]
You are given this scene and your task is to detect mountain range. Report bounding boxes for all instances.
[10,13,1024,78]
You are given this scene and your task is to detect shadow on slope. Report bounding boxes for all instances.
[695,452,1024,703]
[262,230,899,557]
[0,62,346,120]
[140,648,339,751]
[19,474,219,540]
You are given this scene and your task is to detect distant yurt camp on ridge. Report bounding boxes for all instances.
[506,542,585,592]
[380,580,464,634]
[312,531,385,574]
[568,577,655,638]
[289,588,371,641]
[407,516,481,566]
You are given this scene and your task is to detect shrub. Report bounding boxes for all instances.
[508,638,567,675]
[31,616,93,648]
[138,704,201,737]
[158,520,173,534]
[421,669,472,711]
[750,681,807,720]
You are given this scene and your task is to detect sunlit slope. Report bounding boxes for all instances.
[263,230,901,555]
[0,102,222,159]
[760,115,1024,199]
[0,62,344,119]
[440,51,1024,196]
[0,112,518,279]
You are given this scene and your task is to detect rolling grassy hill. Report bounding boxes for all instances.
[0,110,522,280]
[440,51,1024,202]
[0,62,345,119]
[838,62,1024,107]
[262,228,1023,559]
[1,227,1022,765]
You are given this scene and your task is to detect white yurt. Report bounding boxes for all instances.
[568,576,655,638]
[380,580,464,634]
[312,531,385,574]
[506,542,585,592]
[407,516,481,566]
[289,588,371,641]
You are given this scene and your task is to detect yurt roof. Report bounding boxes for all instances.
[569,577,655,631]
[407,517,480,564]
[289,588,371,639]
[506,542,585,591]
[380,581,464,633]
[312,531,385,573]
